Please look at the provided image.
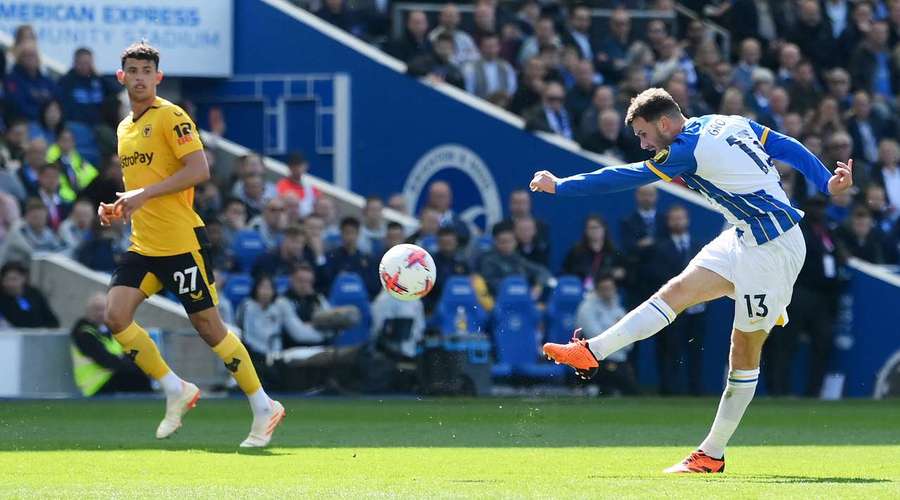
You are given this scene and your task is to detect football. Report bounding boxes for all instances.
[378,243,436,301]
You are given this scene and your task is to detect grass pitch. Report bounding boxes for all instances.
[1,397,898,498]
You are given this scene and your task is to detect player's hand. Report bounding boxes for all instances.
[828,159,854,195]
[97,202,121,227]
[113,188,149,220]
[529,170,558,194]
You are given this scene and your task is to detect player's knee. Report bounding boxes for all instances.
[104,305,132,334]
[658,277,688,313]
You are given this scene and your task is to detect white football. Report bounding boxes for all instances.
[379,243,436,301]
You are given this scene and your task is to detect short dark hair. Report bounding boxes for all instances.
[287,151,307,167]
[74,47,92,59]
[437,226,458,238]
[387,221,403,232]
[625,88,682,126]
[0,261,28,279]
[340,216,361,230]
[121,42,160,69]
[492,221,515,237]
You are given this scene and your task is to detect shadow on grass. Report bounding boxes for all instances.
[589,474,894,484]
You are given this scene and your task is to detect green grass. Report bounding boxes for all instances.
[1,397,898,498]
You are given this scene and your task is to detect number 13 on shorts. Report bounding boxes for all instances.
[743,293,768,319]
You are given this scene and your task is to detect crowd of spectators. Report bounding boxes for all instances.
[4,0,900,396]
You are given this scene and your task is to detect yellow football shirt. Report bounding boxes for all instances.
[117,96,205,256]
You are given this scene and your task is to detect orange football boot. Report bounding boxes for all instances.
[542,328,599,379]
[663,450,725,473]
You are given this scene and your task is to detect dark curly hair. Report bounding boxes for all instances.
[120,41,160,69]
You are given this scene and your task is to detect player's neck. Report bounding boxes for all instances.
[130,94,158,119]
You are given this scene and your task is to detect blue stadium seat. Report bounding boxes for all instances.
[434,275,487,336]
[328,272,372,346]
[222,273,253,308]
[274,275,290,295]
[545,275,584,344]
[492,276,566,380]
[231,229,267,272]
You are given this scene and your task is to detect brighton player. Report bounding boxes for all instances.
[532,88,853,473]
[100,42,285,447]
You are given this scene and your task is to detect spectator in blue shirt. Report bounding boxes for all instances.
[57,47,119,125]
[5,41,57,121]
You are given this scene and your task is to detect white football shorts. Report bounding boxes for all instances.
[690,224,806,333]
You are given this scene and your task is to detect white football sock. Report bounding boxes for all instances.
[699,368,760,459]
[158,371,184,397]
[587,296,676,360]
[248,387,272,416]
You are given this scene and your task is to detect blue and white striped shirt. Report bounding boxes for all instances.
[555,114,833,246]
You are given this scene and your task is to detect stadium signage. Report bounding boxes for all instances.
[403,144,503,232]
[0,1,232,76]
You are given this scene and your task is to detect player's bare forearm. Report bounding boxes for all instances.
[113,150,209,219]
[142,150,210,199]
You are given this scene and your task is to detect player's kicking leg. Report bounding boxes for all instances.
[189,307,286,448]
[105,285,201,439]
[543,264,732,376]
[664,327,766,473]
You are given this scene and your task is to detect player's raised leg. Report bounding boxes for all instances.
[189,307,285,448]
[664,328,766,473]
[105,285,200,439]
[544,264,733,375]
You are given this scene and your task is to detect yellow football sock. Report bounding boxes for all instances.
[113,322,172,380]
[212,332,262,395]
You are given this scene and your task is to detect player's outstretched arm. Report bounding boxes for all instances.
[113,150,210,219]
[530,162,662,196]
[749,121,843,194]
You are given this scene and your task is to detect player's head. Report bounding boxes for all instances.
[625,88,685,153]
[117,42,162,103]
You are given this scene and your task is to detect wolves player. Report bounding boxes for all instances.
[99,42,285,447]
[532,88,853,473]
